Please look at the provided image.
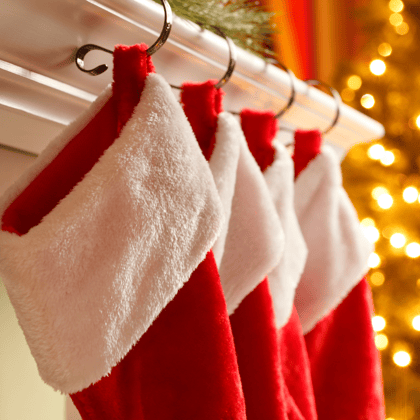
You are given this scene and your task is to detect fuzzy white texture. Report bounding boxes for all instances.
[0,73,224,394]
[210,113,284,315]
[264,142,308,328]
[294,145,373,334]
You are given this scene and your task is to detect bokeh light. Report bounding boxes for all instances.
[368,253,381,268]
[393,351,411,367]
[396,22,409,35]
[380,151,395,166]
[403,186,419,203]
[363,226,380,243]
[370,59,386,76]
[368,144,385,160]
[377,194,393,209]
[389,0,404,13]
[361,94,375,109]
[378,42,392,57]
[390,233,406,248]
[370,271,385,286]
[372,186,389,199]
[389,13,404,26]
[412,315,420,331]
[347,75,362,90]
[406,242,420,258]
[375,334,389,350]
[372,316,386,331]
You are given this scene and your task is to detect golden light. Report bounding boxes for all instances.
[415,115,420,129]
[378,42,392,57]
[372,316,386,331]
[389,0,404,12]
[393,351,411,367]
[368,144,385,160]
[380,151,395,166]
[370,59,386,76]
[347,75,362,90]
[396,22,409,35]
[412,315,420,331]
[389,13,404,26]
[368,253,381,268]
[361,217,376,227]
[390,233,406,248]
[406,242,420,258]
[377,194,393,209]
[363,226,380,243]
[341,88,355,102]
[372,186,389,199]
[361,94,375,109]
[370,271,385,286]
[375,334,388,350]
[403,186,419,203]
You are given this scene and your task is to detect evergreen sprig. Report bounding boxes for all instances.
[153,0,277,57]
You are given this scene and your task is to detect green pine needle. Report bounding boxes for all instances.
[153,0,278,57]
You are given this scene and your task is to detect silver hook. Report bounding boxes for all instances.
[212,27,237,89]
[265,59,297,119]
[75,0,172,76]
[304,79,342,134]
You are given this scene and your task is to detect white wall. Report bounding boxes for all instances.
[0,148,67,420]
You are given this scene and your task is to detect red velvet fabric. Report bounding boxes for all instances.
[181,89,289,419]
[72,251,247,420]
[181,80,224,161]
[3,45,247,420]
[293,129,386,420]
[240,109,318,420]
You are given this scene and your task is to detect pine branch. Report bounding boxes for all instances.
[152,0,278,57]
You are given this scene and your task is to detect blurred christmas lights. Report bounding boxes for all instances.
[347,75,362,90]
[372,186,389,199]
[390,233,406,248]
[375,333,389,350]
[368,252,381,268]
[361,217,376,227]
[389,0,404,13]
[370,59,386,76]
[361,94,375,109]
[372,316,386,331]
[396,22,409,35]
[363,226,380,243]
[377,194,393,209]
[403,186,419,203]
[380,151,395,166]
[378,42,392,56]
[406,242,420,258]
[370,271,385,286]
[389,13,403,26]
[393,351,411,367]
[368,144,385,160]
[412,315,420,331]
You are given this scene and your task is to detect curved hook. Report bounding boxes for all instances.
[212,26,237,89]
[304,79,342,134]
[75,0,172,76]
[271,61,296,119]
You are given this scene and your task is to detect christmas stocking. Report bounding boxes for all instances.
[293,129,386,419]
[241,109,318,420]
[182,84,287,419]
[0,45,247,420]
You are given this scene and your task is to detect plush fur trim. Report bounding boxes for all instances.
[211,113,284,315]
[208,113,241,267]
[294,145,373,334]
[264,142,308,328]
[0,73,224,394]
